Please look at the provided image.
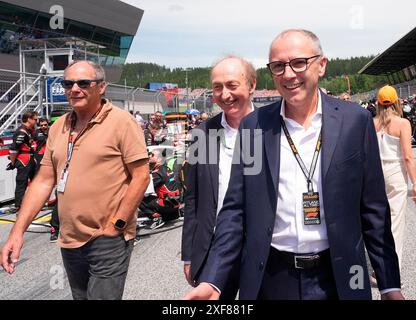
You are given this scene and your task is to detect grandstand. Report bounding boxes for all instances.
[0,0,143,81]
[190,88,207,98]
[356,27,416,101]
[0,0,147,202]
[359,27,416,83]
[0,0,149,134]
[182,87,282,110]
[252,89,281,107]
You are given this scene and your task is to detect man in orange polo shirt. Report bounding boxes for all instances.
[1,60,150,300]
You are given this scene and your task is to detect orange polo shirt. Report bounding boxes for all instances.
[41,99,148,248]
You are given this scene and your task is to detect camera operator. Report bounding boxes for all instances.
[404,96,416,145]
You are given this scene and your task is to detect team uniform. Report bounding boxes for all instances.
[34,129,48,172]
[139,164,181,228]
[9,125,37,208]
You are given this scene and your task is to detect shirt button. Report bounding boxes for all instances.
[259,262,264,271]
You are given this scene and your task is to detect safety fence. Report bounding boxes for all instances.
[0,67,217,134]
[352,79,416,102]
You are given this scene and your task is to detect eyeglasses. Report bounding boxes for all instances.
[267,55,321,76]
[60,79,103,89]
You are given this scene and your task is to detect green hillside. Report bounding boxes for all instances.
[120,56,386,95]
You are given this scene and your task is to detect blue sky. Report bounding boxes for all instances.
[121,0,415,69]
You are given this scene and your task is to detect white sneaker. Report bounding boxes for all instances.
[149,217,165,230]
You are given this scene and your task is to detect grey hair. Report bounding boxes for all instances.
[269,29,323,61]
[64,60,106,81]
[210,54,257,89]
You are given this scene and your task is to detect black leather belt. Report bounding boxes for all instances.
[271,248,330,269]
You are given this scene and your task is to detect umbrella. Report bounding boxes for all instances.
[185,109,200,115]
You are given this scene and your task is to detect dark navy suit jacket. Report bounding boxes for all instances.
[181,111,249,299]
[199,93,400,300]
[181,113,223,282]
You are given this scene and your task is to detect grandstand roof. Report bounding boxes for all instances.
[359,27,416,75]
[4,0,143,35]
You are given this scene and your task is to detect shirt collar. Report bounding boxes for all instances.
[280,91,322,128]
[68,98,112,127]
[221,102,255,130]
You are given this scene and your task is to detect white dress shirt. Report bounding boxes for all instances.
[271,92,329,254]
[216,113,238,217]
[217,105,255,217]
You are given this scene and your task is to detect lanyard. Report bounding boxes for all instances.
[280,116,322,193]
[65,106,103,167]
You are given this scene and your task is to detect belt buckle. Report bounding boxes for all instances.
[294,254,320,269]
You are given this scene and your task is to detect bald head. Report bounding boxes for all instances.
[64,60,106,81]
[210,55,256,127]
[211,55,256,89]
[269,29,323,61]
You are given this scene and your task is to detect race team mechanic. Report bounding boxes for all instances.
[139,150,181,229]
[34,118,49,172]
[8,111,39,212]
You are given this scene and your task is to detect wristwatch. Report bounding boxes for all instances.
[111,217,127,231]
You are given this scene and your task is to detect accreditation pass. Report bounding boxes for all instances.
[302,192,321,225]
[57,168,69,193]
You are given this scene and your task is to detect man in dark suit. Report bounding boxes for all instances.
[181,55,257,299]
[185,29,403,300]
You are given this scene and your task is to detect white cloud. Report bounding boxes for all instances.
[121,0,416,68]
[168,4,184,12]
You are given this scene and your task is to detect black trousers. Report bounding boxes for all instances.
[61,235,134,300]
[50,201,60,231]
[258,247,338,300]
[14,158,36,208]
[139,196,179,221]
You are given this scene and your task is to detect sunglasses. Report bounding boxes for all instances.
[61,79,103,89]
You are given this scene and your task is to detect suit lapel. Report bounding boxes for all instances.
[321,94,342,180]
[263,102,282,196]
[206,115,222,207]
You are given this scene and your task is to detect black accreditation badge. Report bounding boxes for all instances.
[302,192,321,225]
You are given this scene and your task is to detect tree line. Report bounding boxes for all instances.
[119,56,386,96]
